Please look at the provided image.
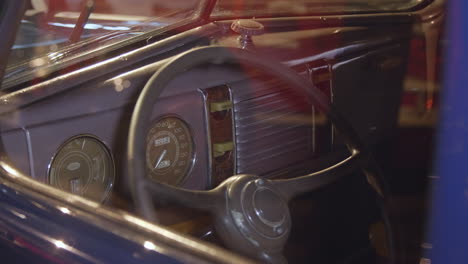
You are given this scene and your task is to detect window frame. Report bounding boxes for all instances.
[211,0,435,19]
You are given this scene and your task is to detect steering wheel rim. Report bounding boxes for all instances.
[127,46,391,263]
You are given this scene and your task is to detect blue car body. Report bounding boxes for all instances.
[425,0,468,263]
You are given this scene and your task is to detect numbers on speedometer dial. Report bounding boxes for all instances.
[146,116,195,185]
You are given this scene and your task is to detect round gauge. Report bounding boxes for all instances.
[48,136,115,203]
[146,116,195,185]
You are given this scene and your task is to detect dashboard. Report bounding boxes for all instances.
[0,63,321,207]
[0,21,408,213]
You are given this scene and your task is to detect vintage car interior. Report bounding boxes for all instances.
[0,0,444,263]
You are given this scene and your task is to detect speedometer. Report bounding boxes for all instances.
[146,116,195,185]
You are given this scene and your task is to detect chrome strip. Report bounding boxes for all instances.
[22,127,35,178]
[0,159,255,264]
[199,89,213,188]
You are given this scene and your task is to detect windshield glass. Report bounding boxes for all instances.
[213,0,424,17]
[6,0,202,78]
[0,0,447,263]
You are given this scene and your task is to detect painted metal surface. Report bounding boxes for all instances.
[0,182,182,264]
[0,163,254,264]
[426,0,468,262]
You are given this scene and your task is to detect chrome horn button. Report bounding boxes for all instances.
[253,187,287,233]
[214,175,291,261]
[226,175,291,239]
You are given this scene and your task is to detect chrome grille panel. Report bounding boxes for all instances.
[233,88,314,176]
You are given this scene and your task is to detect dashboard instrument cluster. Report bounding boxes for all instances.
[145,116,195,186]
[2,59,327,207]
[38,73,320,205]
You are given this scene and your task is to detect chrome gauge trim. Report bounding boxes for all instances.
[199,88,214,188]
[228,85,237,174]
[146,114,197,187]
[201,85,236,187]
[47,134,115,203]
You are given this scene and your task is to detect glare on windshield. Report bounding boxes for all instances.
[7,0,202,69]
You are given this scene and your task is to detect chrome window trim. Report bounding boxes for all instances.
[0,158,254,264]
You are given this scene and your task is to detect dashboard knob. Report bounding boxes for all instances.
[231,20,265,48]
[231,19,265,36]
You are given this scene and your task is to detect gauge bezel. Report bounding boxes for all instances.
[146,114,197,186]
[47,134,115,203]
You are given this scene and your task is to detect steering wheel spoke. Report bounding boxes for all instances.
[272,148,363,200]
[144,179,224,213]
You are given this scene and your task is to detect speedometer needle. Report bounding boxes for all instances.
[154,149,167,169]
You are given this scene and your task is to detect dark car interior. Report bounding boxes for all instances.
[0,0,444,263]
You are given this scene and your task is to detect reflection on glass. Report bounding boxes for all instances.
[144,241,156,250]
[58,207,71,214]
[10,210,27,219]
[54,240,67,249]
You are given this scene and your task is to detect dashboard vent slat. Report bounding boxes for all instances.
[233,89,314,176]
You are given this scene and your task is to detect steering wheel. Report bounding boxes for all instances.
[127,46,392,263]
